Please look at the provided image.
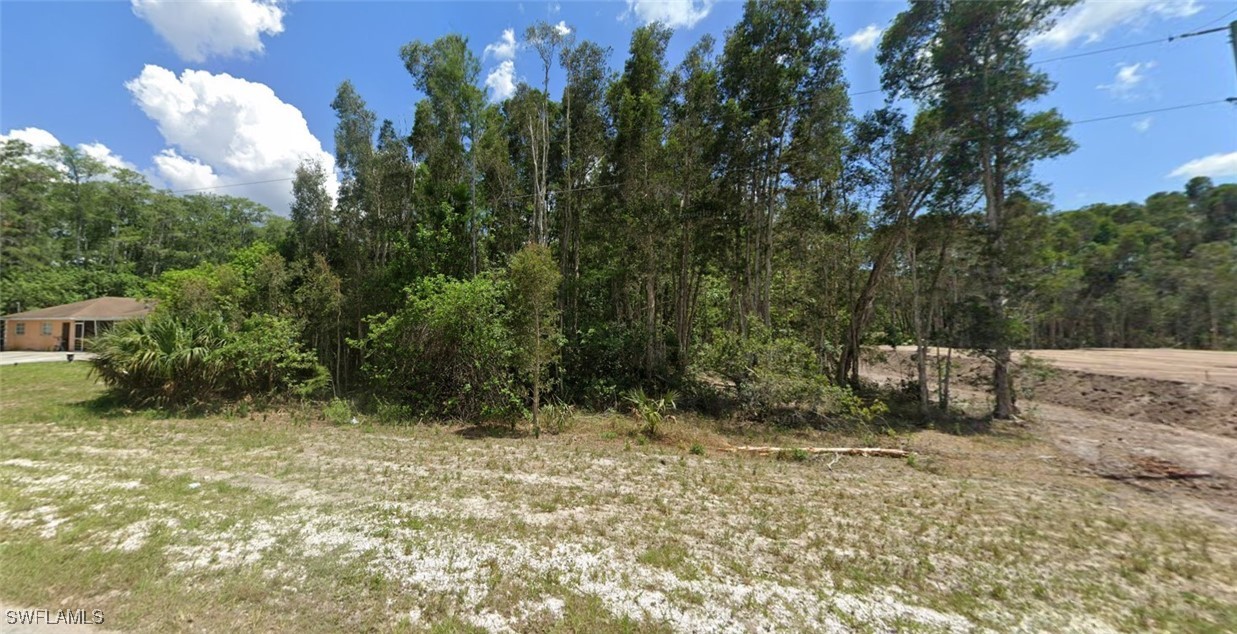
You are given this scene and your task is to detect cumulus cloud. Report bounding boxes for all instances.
[484,28,518,61]
[1,127,135,174]
[152,149,221,191]
[844,25,883,52]
[485,60,518,103]
[1132,117,1153,133]
[1097,61,1155,99]
[624,0,714,29]
[79,142,139,172]
[483,29,519,103]
[555,20,572,36]
[125,65,337,212]
[131,0,285,62]
[1169,152,1237,179]
[0,127,62,153]
[1031,0,1201,49]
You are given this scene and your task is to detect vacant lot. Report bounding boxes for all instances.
[2,363,1236,632]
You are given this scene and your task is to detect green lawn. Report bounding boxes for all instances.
[1,363,1235,632]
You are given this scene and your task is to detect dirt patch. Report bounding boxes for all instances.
[866,348,1237,524]
[874,348,1237,439]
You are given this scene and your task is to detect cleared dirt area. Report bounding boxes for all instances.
[888,347,1237,387]
[870,347,1237,524]
[3,363,1237,632]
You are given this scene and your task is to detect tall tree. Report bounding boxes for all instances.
[879,0,1077,418]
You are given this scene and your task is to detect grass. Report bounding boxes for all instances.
[2,363,1237,632]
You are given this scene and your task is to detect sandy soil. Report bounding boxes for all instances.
[890,346,1237,387]
[869,347,1237,524]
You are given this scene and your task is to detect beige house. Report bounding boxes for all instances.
[0,297,153,352]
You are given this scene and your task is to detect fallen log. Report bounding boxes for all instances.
[721,446,909,458]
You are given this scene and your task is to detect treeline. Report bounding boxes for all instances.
[2,0,1233,420]
[0,140,288,313]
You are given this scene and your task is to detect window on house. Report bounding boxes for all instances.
[42,322,53,335]
[15,322,25,335]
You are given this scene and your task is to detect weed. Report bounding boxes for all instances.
[689,443,706,456]
[624,388,678,439]
[323,398,354,426]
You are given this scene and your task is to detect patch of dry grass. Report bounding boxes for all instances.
[1,364,1236,632]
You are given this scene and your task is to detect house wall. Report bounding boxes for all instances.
[2,319,74,351]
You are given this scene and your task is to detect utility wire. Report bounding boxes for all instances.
[1069,98,1234,125]
[1028,37,1169,65]
[1189,7,1237,31]
[170,177,298,194]
[166,97,1232,198]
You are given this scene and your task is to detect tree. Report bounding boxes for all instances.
[879,0,1077,418]
[288,160,337,261]
[507,242,562,435]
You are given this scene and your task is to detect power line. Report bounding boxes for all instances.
[1028,37,1168,65]
[159,98,1232,199]
[170,177,295,194]
[1190,7,1237,31]
[1069,98,1235,125]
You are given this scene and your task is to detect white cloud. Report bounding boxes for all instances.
[1169,152,1237,179]
[483,29,520,103]
[1097,61,1155,99]
[1132,116,1153,133]
[485,60,517,103]
[484,28,518,61]
[549,2,561,15]
[131,0,285,63]
[1,127,135,174]
[125,65,338,212]
[555,20,572,36]
[844,24,883,52]
[624,0,714,29]
[1031,0,1201,49]
[152,149,221,191]
[0,127,61,153]
[79,142,138,172]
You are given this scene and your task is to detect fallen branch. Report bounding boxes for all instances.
[722,446,909,458]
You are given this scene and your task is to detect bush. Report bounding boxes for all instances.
[323,398,354,425]
[220,315,330,398]
[693,324,878,423]
[91,312,329,408]
[90,312,230,407]
[624,388,677,438]
[355,275,520,419]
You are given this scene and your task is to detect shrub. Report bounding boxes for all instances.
[90,312,230,408]
[356,275,520,419]
[693,324,884,424]
[625,388,678,438]
[323,398,354,425]
[91,312,329,408]
[220,315,330,398]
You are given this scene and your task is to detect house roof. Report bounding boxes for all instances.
[1,297,154,321]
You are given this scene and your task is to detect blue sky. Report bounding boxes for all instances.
[1,0,1234,214]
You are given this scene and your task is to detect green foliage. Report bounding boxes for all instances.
[90,312,328,408]
[89,313,230,408]
[624,388,677,438]
[0,266,146,315]
[506,243,562,434]
[541,399,576,435]
[323,398,354,426]
[356,275,520,419]
[221,315,330,399]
